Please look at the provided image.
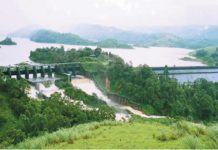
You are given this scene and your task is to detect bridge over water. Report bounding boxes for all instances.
[1,63,218,83]
[153,66,218,83]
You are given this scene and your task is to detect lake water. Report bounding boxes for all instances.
[103,47,205,67]
[0,37,204,67]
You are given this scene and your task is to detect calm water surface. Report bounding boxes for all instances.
[0,37,204,67]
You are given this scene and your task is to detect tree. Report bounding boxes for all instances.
[94,48,102,57]
[1,128,25,144]
[196,49,208,57]
[192,91,214,120]
[163,65,169,78]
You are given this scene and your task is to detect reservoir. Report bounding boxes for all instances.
[0,37,204,67]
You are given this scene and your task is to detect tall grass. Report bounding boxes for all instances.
[183,135,200,149]
[176,121,206,137]
[155,120,206,142]
[154,120,218,149]
[155,129,184,141]
[12,121,120,149]
[207,125,218,148]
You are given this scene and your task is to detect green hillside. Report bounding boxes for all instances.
[13,118,218,149]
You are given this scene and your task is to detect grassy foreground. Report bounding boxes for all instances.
[12,118,218,149]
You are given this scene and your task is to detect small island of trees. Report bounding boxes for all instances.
[0,37,17,45]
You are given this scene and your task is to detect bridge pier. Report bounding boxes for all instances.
[41,66,45,78]
[75,66,81,76]
[33,66,37,78]
[16,67,21,79]
[71,67,75,77]
[25,67,29,79]
[48,66,52,78]
[55,65,59,73]
[7,68,11,78]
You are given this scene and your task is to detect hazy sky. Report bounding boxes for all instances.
[1,0,218,34]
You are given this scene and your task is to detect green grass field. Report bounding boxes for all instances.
[52,122,184,149]
[13,118,218,149]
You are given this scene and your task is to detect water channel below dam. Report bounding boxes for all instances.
[71,76,165,121]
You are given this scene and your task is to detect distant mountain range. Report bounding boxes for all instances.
[9,24,218,49]
[133,25,218,39]
[69,24,218,48]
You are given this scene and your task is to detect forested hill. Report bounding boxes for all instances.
[30,30,94,45]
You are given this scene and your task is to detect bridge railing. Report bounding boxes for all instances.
[152,66,218,71]
[153,66,218,75]
[0,62,81,69]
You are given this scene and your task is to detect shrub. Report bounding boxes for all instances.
[156,129,183,141]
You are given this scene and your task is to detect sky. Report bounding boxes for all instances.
[1,0,218,34]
